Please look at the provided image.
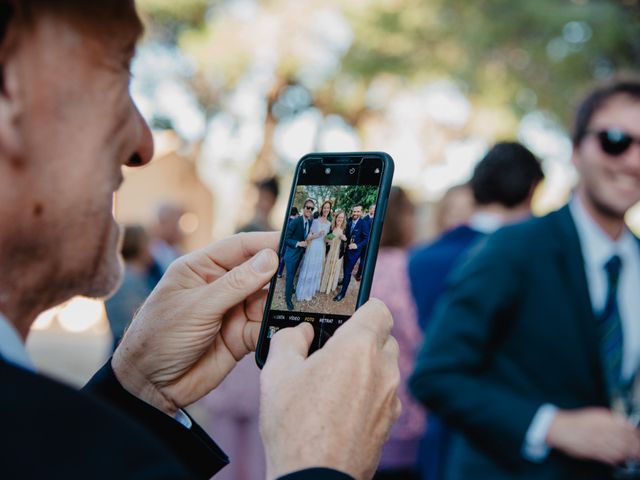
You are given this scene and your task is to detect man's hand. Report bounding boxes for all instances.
[296,241,307,248]
[546,407,640,465]
[260,299,401,480]
[348,243,357,250]
[112,232,279,417]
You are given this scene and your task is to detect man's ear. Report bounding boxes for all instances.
[0,49,23,162]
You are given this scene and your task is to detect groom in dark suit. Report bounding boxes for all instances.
[410,80,640,479]
[334,205,369,301]
[284,199,315,310]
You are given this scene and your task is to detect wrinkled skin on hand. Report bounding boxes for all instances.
[261,299,402,480]
[112,231,280,416]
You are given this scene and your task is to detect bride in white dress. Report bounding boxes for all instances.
[296,201,332,301]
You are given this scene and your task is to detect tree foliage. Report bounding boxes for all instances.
[295,185,378,216]
[341,0,640,124]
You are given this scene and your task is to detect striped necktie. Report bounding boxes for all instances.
[598,254,624,396]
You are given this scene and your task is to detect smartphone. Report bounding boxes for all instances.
[255,152,394,367]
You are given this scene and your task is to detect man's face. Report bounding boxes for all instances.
[303,202,315,219]
[1,13,152,301]
[369,205,376,217]
[352,206,363,220]
[573,95,640,220]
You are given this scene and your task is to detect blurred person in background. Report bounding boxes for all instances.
[105,224,155,352]
[432,184,475,237]
[149,201,185,275]
[410,80,640,479]
[372,187,426,480]
[201,179,282,480]
[408,142,544,480]
[355,204,375,282]
[410,142,544,331]
[237,176,279,233]
[0,1,402,478]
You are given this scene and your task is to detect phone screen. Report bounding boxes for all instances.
[256,153,392,365]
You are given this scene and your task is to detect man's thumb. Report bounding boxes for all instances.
[265,322,314,367]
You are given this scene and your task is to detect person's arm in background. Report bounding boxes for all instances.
[409,229,542,467]
[409,227,640,468]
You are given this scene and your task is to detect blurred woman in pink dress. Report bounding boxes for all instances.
[372,187,426,480]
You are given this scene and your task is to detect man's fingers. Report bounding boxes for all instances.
[338,298,393,348]
[266,322,314,368]
[202,231,280,271]
[202,248,278,313]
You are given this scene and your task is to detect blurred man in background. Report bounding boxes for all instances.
[410,142,544,331]
[0,1,400,478]
[237,176,279,233]
[409,142,544,480]
[431,184,475,237]
[149,202,185,274]
[410,80,640,479]
[105,225,156,352]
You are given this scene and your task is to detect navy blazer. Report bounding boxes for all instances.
[410,206,617,480]
[409,225,485,331]
[345,218,369,254]
[285,216,309,250]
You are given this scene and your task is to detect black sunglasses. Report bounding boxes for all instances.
[589,129,640,156]
[304,205,315,211]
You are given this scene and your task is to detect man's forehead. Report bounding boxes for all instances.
[590,95,640,129]
[30,2,143,60]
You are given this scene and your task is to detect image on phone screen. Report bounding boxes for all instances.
[256,153,393,366]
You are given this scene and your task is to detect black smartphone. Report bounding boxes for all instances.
[255,152,394,367]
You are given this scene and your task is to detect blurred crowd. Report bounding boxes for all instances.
[102,79,640,480]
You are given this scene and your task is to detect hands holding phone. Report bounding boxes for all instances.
[261,299,401,479]
[111,231,400,477]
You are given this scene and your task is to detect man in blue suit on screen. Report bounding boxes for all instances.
[334,205,369,302]
[283,198,315,310]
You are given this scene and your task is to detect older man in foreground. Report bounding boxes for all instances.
[0,1,400,479]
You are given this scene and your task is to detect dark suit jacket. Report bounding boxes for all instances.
[284,215,310,266]
[408,225,486,480]
[2,358,352,479]
[409,225,485,330]
[344,218,369,259]
[409,206,616,480]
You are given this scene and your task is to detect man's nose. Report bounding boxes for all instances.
[126,105,154,168]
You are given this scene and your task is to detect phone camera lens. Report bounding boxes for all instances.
[349,168,356,174]
[325,167,331,174]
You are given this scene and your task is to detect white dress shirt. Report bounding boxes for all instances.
[523,197,640,461]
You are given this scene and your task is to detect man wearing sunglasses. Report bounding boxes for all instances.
[283,199,316,310]
[411,79,640,479]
